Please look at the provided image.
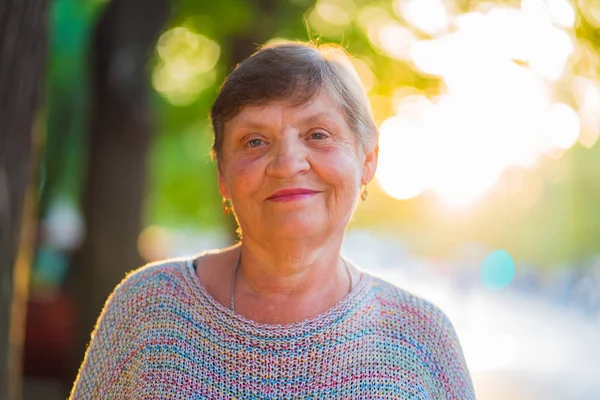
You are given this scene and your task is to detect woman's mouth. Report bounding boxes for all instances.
[267,188,320,202]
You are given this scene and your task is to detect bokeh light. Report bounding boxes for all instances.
[370,21,416,61]
[152,27,220,106]
[542,103,580,150]
[138,225,171,262]
[316,0,353,26]
[349,58,377,93]
[481,249,516,290]
[308,0,355,38]
[572,75,600,148]
[375,1,596,207]
[546,0,577,28]
[356,6,392,34]
[393,0,451,36]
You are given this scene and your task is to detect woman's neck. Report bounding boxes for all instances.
[231,237,353,324]
[236,237,346,295]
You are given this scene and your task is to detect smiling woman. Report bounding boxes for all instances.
[69,42,475,399]
[218,93,371,242]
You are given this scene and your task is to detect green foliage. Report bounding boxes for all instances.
[146,119,222,228]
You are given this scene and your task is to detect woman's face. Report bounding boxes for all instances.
[218,91,378,242]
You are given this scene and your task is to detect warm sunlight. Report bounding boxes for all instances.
[375,1,589,207]
[394,0,451,36]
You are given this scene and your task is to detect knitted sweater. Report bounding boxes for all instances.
[70,257,475,399]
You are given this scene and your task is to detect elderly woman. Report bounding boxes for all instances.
[70,42,475,399]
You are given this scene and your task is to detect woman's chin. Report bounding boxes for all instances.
[263,217,326,240]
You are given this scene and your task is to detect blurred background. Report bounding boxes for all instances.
[2,0,600,399]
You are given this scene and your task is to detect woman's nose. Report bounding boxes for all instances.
[266,137,310,178]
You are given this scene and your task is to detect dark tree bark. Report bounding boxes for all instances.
[0,1,49,399]
[67,0,169,383]
[228,0,277,66]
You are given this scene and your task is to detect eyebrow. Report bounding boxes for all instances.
[298,111,342,126]
[233,110,342,131]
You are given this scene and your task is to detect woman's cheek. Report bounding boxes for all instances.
[231,153,260,175]
[228,156,266,193]
[312,149,357,179]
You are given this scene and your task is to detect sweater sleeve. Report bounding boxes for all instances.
[69,274,141,400]
[428,305,476,400]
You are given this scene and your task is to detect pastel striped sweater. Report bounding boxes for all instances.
[70,257,475,399]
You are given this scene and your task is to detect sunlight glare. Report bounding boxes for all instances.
[573,76,600,148]
[541,103,581,151]
[394,0,451,36]
[376,1,588,206]
[546,0,576,28]
[371,22,415,61]
[529,25,574,81]
[572,76,600,113]
[410,38,449,76]
[377,116,429,200]
[485,8,531,62]
[577,112,600,148]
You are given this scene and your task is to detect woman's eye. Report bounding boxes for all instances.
[309,132,329,140]
[246,138,263,148]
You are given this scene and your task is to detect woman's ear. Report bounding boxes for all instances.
[217,165,230,199]
[361,143,379,186]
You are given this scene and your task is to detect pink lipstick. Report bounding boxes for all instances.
[267,188,320,202]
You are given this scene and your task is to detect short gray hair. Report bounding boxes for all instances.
[210,42,378,161]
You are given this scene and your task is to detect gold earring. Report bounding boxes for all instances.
[222,198,232,216]
[360,185,368,201]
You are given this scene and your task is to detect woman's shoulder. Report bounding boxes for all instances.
[105,257,195,309]
[362,272,475,397]
[117,257,192,290]
[365,272,457,333]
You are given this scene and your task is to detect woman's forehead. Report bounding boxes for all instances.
[229,93,345,128]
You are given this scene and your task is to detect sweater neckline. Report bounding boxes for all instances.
[183,258,371,339]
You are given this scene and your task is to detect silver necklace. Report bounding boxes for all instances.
[230,253,354,312]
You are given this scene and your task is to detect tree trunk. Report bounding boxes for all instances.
[0,1,49,399]
[68,0,169,384]
[228,0,277,66]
